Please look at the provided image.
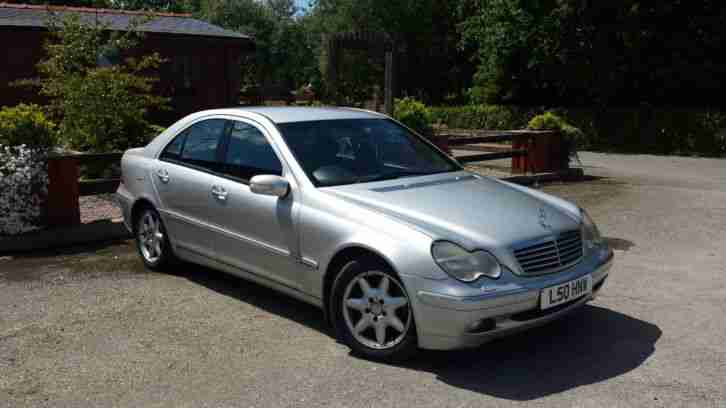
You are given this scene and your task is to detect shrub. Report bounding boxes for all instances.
[0,104,56,149]
[394,97,432,135]
[0,145,48,235]
[527,111,584,144]
[429,104,531,130]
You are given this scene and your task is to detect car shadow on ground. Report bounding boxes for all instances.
[175,262,330,333]
[399,305,660,400]
[175,262,660,401]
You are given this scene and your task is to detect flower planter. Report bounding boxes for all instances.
[511,131,568,173]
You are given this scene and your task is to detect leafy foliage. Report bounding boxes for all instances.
[430,104,726,156]
[460,0,726,106]
[393,97,432,135]
[0,104,57,149]
[528,111,583,138]
[18,15,168,152]
[429,104,530,130]
[561,108,726,156]
[200,0,316,94]
[305,0,474,104]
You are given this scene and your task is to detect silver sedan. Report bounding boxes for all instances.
[117,107,613,361]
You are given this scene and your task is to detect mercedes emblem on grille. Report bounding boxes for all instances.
[538,208,552,230]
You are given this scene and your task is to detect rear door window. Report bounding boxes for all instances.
[161,119,227,172]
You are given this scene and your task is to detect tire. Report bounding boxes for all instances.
[134,206,175,271]
[330,256,418,362]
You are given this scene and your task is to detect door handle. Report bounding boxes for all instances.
[156,168,170,183]
[211,185,228,201]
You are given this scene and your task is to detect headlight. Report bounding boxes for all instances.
[581,209,604,248]
[431,241,502,282]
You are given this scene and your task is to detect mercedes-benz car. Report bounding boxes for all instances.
[117,107,613,361]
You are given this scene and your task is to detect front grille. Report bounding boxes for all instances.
[513,230,583,275]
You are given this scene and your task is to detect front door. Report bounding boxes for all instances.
[208,119,303,290]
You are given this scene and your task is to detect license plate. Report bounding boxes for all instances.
[540,275,592,310]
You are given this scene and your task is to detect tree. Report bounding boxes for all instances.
[200,0,316,93]
[17,14,168,151]
[266,0,297,19]
[460,0,726,107]
[305,0,474,104]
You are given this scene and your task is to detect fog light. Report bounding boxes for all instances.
[467,318,496,333]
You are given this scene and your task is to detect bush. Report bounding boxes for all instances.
[0,145,48,235]
[429,104,531,130]
[527,111,584,146]
[0,104,56,149]
[394,97,432,135]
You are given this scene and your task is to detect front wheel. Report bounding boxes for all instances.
[331,257,418,361]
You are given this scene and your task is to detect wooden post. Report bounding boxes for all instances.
[327,38,339,105]
[46,154,80,226]
[384,49,394,116]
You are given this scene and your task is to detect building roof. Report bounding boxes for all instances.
[0,3,251,40]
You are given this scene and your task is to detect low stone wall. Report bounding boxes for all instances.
[0,145,48,235]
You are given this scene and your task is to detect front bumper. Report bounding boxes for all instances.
[405,248,613,350]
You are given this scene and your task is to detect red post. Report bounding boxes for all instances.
[431,135,451,155]
[46,155,80,227]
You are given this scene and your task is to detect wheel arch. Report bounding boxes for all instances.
[130,197,156,233]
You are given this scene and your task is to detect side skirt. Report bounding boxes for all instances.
[175,245,324,310]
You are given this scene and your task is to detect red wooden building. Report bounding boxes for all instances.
[0,3,255,125]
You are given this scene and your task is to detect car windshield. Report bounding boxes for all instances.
[277,119,461,187]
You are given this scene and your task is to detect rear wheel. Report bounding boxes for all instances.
[135,206,174,271]
[331,257,418,361]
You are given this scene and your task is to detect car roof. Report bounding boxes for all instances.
[234,106,386,124]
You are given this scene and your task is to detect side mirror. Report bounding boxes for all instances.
[250,175,289,198]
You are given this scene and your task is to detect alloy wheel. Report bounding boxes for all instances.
[138,211,164,264]
[342,271,411,350]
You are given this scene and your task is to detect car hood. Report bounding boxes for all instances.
[321,172,581,250]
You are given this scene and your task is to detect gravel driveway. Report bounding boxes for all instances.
[1,152,725,407]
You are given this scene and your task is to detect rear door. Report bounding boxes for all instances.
[153,118,229,260]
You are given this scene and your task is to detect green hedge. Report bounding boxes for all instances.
[428,104,726,157]
[560,107,726,156]
[429,105,532,131]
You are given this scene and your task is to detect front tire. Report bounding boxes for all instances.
[135,206,175,271]
[331,257,418,362]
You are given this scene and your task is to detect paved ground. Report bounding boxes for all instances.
[1,152,725,407]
